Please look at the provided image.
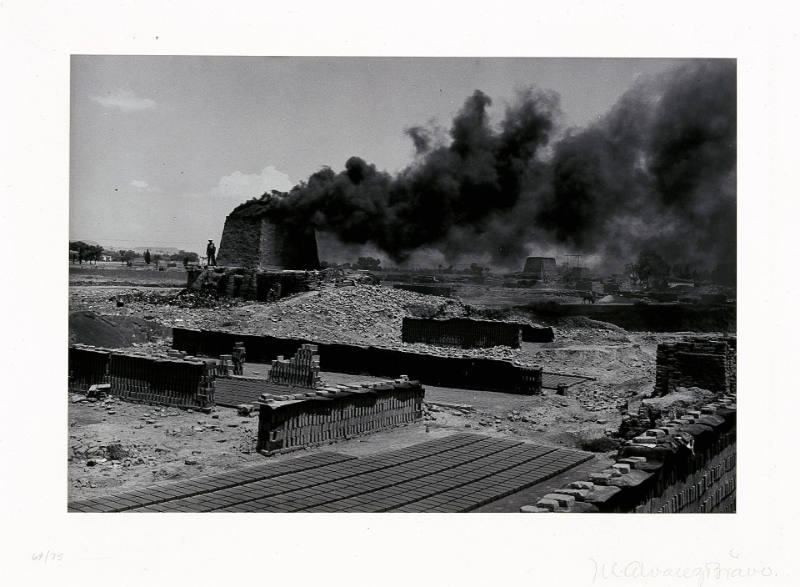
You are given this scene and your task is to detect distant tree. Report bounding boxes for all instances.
[354,256,381,271]
[144,249,151,265]
[69,241,103,264]
[89,245,104,263]
[169,250,199,263]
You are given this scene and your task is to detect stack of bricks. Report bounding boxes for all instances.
[68,344,215,408]
[635,436,736,513]
[108,352,215,409]
[68,345,111,392]
[217,355,234,377]
[517,366,543,395]
[256,379,425,453]
[519,394,737,514]
[517,324,555,343]
[401,317,522,349]
[654,336,736,396]
[171,327,547,395]
[268,344,321,388]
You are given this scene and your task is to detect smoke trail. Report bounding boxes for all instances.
[232,60,735,279]
[536,59,736,279]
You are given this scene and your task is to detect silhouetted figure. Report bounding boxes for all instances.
[206,240,217,266]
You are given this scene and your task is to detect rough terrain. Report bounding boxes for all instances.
[67,265,725,501]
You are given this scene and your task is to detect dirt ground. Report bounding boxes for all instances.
[67,267,723,502]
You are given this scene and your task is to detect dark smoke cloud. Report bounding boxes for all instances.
[233,60,735,279]
[535,60,736,279]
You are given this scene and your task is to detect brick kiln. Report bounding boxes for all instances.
[216,213,320,270]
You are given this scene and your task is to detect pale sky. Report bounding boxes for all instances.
[70,56,684,253]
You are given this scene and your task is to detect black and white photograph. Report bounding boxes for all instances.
[66,56,737,514]
[2,2,798,585]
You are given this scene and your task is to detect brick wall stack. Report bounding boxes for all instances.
[633,434,736,513]
[518,324,555,343]
[402,317,522,348]
[654,336,736,396]
[68,345,111,392]
[107,353,215,408]
[172,327,543,395]
[68,344,216,409]
[256,379,425,453]
[269,344,321,388]
[519,394,737,513]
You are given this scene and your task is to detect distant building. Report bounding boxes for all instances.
[522,257,556,281]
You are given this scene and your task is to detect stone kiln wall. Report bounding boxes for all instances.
[216,214,320,270]
[216,215,263,268]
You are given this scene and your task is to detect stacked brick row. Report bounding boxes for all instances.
[635,441,736,513]
[518,366,543,394]
[68,344,216,408]
[654,336,736,396]
[68,345,111,392]
[401,317,522,349]
[108,353,215,408]
[173,328,543,395]
[268,344,321,388]
[256,380,425,453]
[518,324,555,343]
[519,394,737,514]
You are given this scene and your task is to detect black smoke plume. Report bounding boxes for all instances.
[233,60,735,280]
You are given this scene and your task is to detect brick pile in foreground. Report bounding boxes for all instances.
[68,434,592,513]
[521,393,737,513]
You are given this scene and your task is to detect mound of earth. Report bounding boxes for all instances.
[643,386,716,412]
[558,316,627,332]
[69,311,171,347]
